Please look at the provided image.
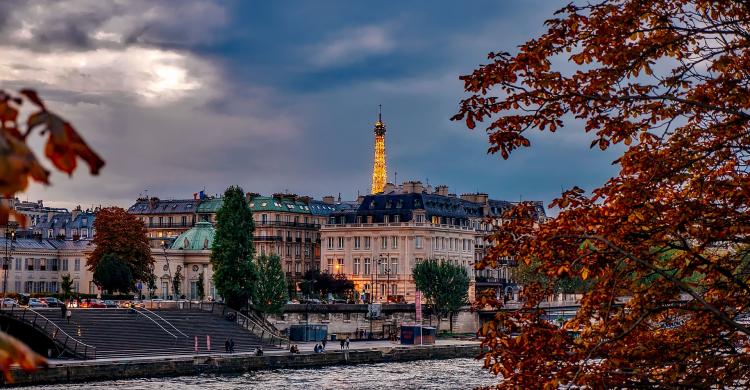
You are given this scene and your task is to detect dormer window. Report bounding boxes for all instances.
[385,200,392,208]
[396,200,403,209]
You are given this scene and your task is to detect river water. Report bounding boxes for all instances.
[28,358,498,390]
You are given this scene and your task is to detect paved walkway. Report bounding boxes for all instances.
[46,338,480,365]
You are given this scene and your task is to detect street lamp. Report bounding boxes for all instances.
[3,226,16,309]
[162,243,173,299]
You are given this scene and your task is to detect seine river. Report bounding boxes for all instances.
[28,358,497,390]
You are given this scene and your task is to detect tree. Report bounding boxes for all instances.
[412,259,469,333]
[93,253,133,294]
[453,1,750,387]
[253,254,288,318]
[210,186,256,309]
[196,273,205,301]
[88,207,153,284]
[60,274,74,303]
[146,272,157,299]
[172,267,182,299]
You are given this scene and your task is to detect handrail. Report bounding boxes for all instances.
[2,307,96,359]
[180,301,289,348]
[140,307,189,338]
[134,308,177,339]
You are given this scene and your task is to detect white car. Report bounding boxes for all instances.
[28,298,48,308]
[0,298,17,307]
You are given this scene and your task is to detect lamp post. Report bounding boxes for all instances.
[3,226,16,309]
[162,243,172,300]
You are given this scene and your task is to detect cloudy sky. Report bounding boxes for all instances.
[3,0,620,211]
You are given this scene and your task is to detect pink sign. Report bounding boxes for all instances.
[415,290,422,323]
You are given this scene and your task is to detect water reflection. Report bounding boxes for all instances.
[30,358,497,390]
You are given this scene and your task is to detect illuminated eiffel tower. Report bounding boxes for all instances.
[370,105,387,194]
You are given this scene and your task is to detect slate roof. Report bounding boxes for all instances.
[128,199,197,215]
[248,196,311,214]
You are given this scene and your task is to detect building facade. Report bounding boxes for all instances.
[128,197,198,248]
[320,181,546,303]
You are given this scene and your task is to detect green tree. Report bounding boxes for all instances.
[172,268,182,299]
[253,254,288,318]
[146,272,157,299]
[412,259,469,333]
[196,273,205,301]
[210,186,256,309]
[60,274,74,303]
[93,253,133,294]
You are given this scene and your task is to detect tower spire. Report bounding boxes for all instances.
[371,105,387,193]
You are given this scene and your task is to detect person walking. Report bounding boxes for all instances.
[345,337,350,350]
[229,338,235,353]
[340,339,345,350]
[321,338,327,351]
[60,302,66,319]
[66,309,72,324]
[225,338,230,353]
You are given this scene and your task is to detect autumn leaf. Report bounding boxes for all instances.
[0,332,47,383]
[27,111,105,175]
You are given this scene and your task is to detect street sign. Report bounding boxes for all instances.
[136,282,143,290]
[415,290,422,323]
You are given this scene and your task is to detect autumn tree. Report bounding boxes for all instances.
[412,259,469,333]
[88,207,153,285]
[0,88,103,380]
[93,253,133,294]
[253,253,288,318]
[453,1,750,388]
[210,186,256,309]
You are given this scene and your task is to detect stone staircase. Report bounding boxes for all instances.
[41,308,277,359]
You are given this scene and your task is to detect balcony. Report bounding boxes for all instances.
[304,238,312,243]
[322,222,475,232]
[258,221,321,229]
[146,222,196,228]
[254,235,283,242]
[295,237,302,243]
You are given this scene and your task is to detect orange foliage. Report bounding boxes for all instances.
[455,1,750,388]
[0,88,104,380]
[88,207,153,284]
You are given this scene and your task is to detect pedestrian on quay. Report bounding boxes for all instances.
[225,338,230,353]
[314,344,319,353]
[321,338,327,351]
[66,309,72,324]
[340,339,345,350]
[345,337,350,350]
[60,302,66,319]
[229,338,235,353]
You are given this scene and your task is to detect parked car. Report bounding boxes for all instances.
[1,298,18,307]
[42,297,66,308]
[27,298,48,308]
[103,300,117,308]
[80,299,106,308]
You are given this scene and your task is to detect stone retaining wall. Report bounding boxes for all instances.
[8,344,481,387]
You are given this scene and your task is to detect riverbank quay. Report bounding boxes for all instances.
[6,340,481,387]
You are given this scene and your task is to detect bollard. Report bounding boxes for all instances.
[207,335,211,352]
[194,336,198,353]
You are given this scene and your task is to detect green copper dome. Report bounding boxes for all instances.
[170,221,215,250]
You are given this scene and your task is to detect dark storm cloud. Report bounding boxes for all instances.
[6,0,620,213]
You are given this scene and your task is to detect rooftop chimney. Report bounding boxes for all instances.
[322,196,335,205]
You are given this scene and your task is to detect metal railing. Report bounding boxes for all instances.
[133,308,178,340]
[0,306,96,359]
[175,301,289,348]
[138,307,189,338]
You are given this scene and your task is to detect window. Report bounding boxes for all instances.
[47,281,58,293]
[261,214,268,224]
[416,214,424,223]
[24,281,32,293]
[383,215,389,223]
[381,237,387,249]
[47,229,53,238]
[295,244,301,256]
[327,237,334,249]
[353,258,360,275]
[181,216,187,226]
[354,237,361,249]
[14,281,21,293]
[415,236,423,249]
[286,245,291,256]
[337,237,344,249]
[15,258,20,271]
[326,258,334,273]
[391,258,399,275]
[50,258,59,271]
[393,214,400,223]
[391,236,398,249]
[295,262,301,273]
[364,237,371,249]
[39,258,46,271]
[364,258,371,275]
[336,258,344,274]
[74,258,80,271]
